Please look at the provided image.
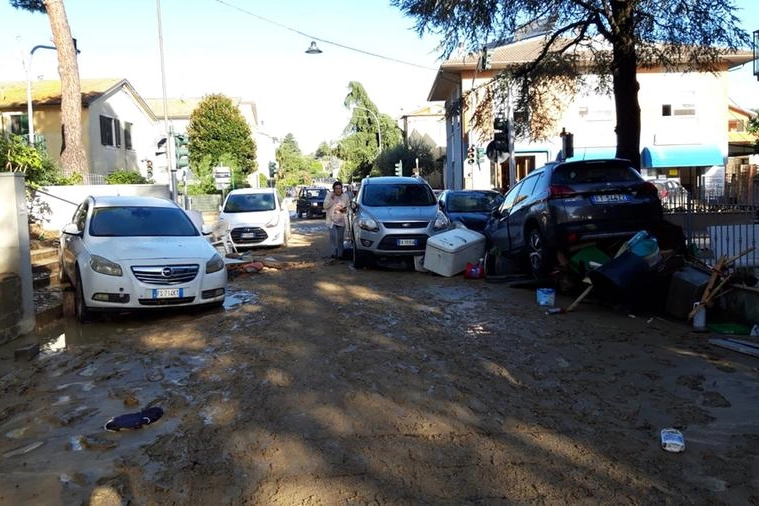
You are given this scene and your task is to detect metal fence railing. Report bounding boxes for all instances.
[659,180,759,266]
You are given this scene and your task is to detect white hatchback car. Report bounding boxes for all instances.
[219,188,291,248]
[59,195,227,322]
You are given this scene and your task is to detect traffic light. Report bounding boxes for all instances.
[493,116,509,144]
[394,160,403,176]
[467,146,475,164]
[174,134,189,169]
[483,47,492,70]
[269,161,278,178]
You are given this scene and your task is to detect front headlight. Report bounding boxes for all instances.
[89,255,123,277]
[206,253,225,274]
[358,216,379,232]
[433,211,450,231]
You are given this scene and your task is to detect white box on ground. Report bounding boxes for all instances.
[423,228,486,277]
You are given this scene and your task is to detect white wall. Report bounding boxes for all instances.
[32,184,171,232]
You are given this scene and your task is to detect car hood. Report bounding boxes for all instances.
[220,210,278,227]
[446,212,490,231]
[86,236,216,261]
[363,206,438,221]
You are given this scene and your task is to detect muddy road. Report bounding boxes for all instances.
[2,220,758,505]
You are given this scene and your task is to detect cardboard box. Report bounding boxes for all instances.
[423,228,486,277]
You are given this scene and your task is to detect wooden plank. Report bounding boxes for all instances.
[708,338,759,358]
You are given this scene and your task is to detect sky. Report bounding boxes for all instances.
[0,0,757,155]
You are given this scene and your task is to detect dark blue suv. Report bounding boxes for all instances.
[484,158,663,277]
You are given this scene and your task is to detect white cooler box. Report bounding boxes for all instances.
[423,228,486,277]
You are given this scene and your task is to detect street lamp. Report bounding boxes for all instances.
[753,29,758,81]
[352,105,382,156]
[25,43,56,145]
[25,40,79,146]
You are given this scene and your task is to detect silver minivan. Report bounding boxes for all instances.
[347,176,450,268]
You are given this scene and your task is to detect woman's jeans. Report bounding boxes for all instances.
[330,225,346,258]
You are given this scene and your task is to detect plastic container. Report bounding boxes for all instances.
[692,302,706,331]
[423,229,486,277]
[627,231,661,267]
[660,428,685,452]
[536,288,556,306]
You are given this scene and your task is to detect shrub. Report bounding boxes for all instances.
[106,169,149,184]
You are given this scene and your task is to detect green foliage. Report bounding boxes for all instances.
[9,0,45,13]
[105,169,150,185]
[274,133,327,187]
[0,133,73,187]
[334,82,404,182]
[376,137,437,177]
[187,94,257,175]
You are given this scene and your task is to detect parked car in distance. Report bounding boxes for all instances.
[296,186,328,218]
[483,158,663,278]
[437,189,504,232]
[651,179,689,211]
[219,187,291,248]
[59,195,227,322]
[348,176,450,268]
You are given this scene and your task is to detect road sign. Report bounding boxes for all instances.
[213,166,232,182]
[486,141,509,164]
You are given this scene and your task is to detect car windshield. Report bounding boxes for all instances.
[362,184,436,206]
[448,193,503,212]
[551,163,641,185]
[223,193,276,212]
[89,206,199,237]
[304,189,327,199]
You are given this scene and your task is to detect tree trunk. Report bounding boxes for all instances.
[44,0,88,176]
[610,3,642,171]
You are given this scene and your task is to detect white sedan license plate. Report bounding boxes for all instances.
[241,232,256,239]
[591,194,630,204]
[152,288,182,299]
[397,238,417,246]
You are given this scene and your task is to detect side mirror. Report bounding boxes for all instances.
[61,223,81,236]
[201,224,213,235]
[350,201,358,211]
[491,209,501,219]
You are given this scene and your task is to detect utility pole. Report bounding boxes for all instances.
[157,0,177,203]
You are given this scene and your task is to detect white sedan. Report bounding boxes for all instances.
[59,195,227,322]
[218,188,291,248]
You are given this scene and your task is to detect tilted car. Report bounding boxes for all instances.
[483,158,663,278]
[296,186,328,218]
[437,189,504,232]
[219,187,291,248]
[59,195,227,322]
[347,176,450,268]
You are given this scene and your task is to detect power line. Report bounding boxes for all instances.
[211,0,440,71]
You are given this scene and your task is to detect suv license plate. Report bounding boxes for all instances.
[591,194,630,204]
[397,238,417,246]
[152,288,182,299]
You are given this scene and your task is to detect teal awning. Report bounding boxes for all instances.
[641,145,724,169]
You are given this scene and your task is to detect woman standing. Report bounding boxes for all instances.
[323,180,351,259]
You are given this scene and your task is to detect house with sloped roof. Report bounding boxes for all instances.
[0,78,159,180]
[428,35,754,194]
